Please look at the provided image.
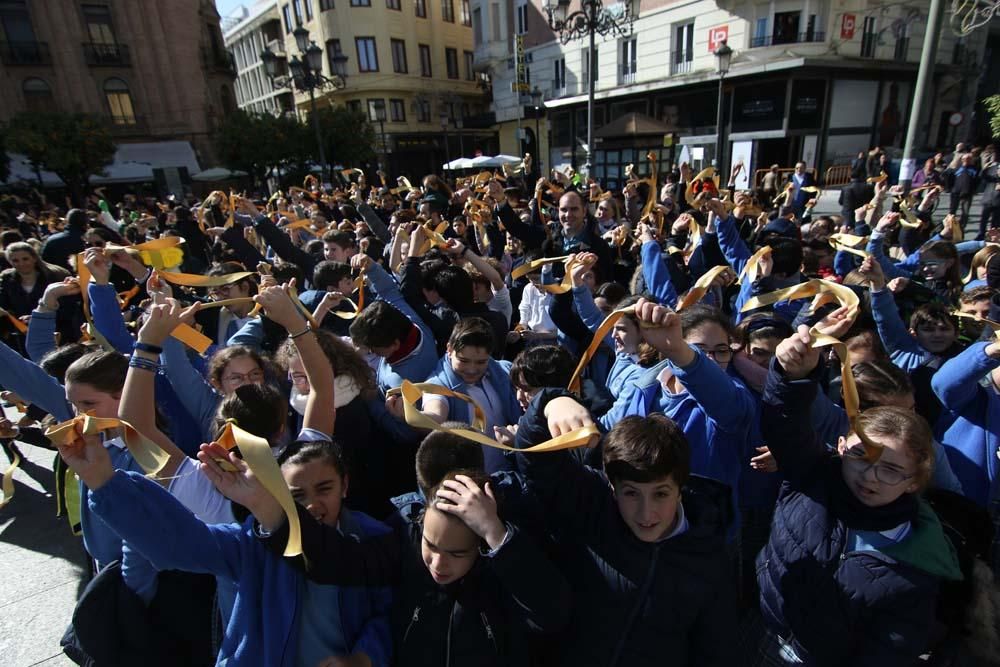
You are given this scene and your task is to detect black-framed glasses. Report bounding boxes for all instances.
[843,446,914,486]
[693,345,733,361]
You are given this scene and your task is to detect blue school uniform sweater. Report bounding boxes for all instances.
[932,342,1000,507]
[89,470,393,667]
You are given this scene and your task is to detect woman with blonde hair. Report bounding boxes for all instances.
[0,241,69,351]
[963,244,998,291]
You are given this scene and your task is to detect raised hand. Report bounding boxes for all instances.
[146,269,173,304]
[814,305,854,339]
[433,474,507,549]
[40,278,80,311]
[634,297,691,365]
[56,427,114,491]
[775,325,820,380]
[138,298,200,346]
[254,280,306,332]
[83,247,111,285]
[857,256,885,291]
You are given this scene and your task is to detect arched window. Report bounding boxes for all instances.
[220,84,235,113]
[22,77,52,113]
[103,77,136,125]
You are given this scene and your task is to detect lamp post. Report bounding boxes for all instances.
[544,0,632,175]
[439,111,451,170]
[454,116,465,159]
[373,100,387,170]
[712,40,733,178]
[531,86,544,176]
[261,26,348,185]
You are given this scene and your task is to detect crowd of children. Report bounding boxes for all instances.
[1,148,1000,666]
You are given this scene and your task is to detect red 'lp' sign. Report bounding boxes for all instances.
[841,13,856,39]
[708,25,729,52]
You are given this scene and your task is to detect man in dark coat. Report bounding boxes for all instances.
[41,208,88,272]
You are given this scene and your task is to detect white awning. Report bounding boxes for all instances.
[2,153,64,187]
[90,141,201,184]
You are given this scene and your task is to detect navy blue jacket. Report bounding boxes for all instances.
[258,494,571,667]
[758,363,962,665]
[514,389,738,667]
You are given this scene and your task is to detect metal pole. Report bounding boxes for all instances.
[309,84,327,184]
[379,118,386,169]
[458,126,465,158]
[535,108,541,175]
[715,73,725,177]
[586,7,595,174]
[900,0,945,190]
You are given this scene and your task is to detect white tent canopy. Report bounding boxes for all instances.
[443,157,474,170]
[192,167,249,181]
[2,141,201,187]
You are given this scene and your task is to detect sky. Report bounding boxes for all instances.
[215,0,249,20]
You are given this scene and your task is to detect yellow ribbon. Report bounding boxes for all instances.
[509,255,576,294]
[742,280,880,461]
[74,254,116,352]
[828,234,871,259]
[44,414,171,477]
[738,246,772,283]
[157,270,256,288]
[741,278,861,322]
[396,380,600,452]
[215,420,302,557]
[898,200,922,229]
[0,447,20,509]
[415,221,451,256]
[953,311,1000,340]
[387,383,487,431]
[330,275,366,320]
[675,264,733,311]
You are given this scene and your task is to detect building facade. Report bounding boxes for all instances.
[264,0,496,176]
[473,0,994,186]
[224,2,296,116]
[0,0,236,169]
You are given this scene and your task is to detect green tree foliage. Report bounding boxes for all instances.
[215,110,309,188]
[984,95,1000,139]
[5,112,115,204]
[313,106,376,168]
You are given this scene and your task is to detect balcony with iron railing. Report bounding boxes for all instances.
[750,31,826,48]
[670,52,692,75]
[0,40,51,66]
[267,38,286,57]
[83,42,131,66]
[619,65,636,86]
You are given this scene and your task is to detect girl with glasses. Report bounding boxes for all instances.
[755,325,962,665]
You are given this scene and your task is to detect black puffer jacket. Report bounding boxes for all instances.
[514,389,739,667]
[259,492,571,667]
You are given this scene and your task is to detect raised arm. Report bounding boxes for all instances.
[932,341,1000,412]
[255,281,336,437]
[760,327,829,482]
[28,280,80,362]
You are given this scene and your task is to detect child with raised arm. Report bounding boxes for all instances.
[756,326,962,664]
[228,433,570,667]
[513,362,737,665]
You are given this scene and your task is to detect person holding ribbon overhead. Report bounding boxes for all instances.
[755,323,962,664]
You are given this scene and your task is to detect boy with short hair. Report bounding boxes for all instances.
[414,318,522,473]
[958,285,996,343]
[514,391,737,666]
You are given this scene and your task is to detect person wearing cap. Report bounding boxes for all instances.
[41,208,88,272]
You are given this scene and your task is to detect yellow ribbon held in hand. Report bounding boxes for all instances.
[738,246,772,283]
[828,234,871,260]
[741,278,860,322]
[953,311,1000,341]
[510,255,577,294]
[215,420,302,557]
[387,383,487,431]
[331,275,367,320]
[45,414,171,477]
[395,381,600,453]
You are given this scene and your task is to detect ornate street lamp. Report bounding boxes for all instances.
[531,86,544,175]
[544,0,633,174]
[713,40,733,178]
[261,26,349,183]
